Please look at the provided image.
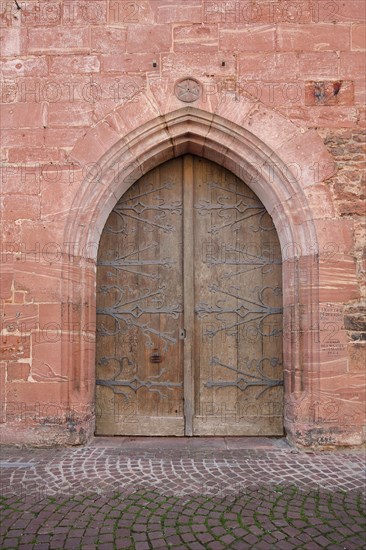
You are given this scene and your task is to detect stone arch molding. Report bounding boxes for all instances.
[66,83,336,256]
[62,83,351,447]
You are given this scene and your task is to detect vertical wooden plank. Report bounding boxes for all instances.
[193,157,214,431]
[153,158,184,420]
[183,155,195,436]
[235,176,264,430]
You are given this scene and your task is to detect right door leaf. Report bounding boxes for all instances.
[193,157,284,435]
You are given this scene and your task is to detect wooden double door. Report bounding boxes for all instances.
[96,156,283,436]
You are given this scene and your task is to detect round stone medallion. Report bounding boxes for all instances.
[174,78,201,103]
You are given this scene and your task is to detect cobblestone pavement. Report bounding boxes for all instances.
[1,437,365,549]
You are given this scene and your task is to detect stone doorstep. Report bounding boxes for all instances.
[90,436,292,451]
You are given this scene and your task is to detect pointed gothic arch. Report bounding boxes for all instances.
[59,93,360,447]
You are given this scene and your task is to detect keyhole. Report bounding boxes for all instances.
[150,348,162,363]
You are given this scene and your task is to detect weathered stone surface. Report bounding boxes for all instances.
[277,24,350,51]
[7,362,30,382]
[352,23,366,50]
[320,129,366,217]
[344,314,366,331]
[348,342,366,372]
[305,80,354,106]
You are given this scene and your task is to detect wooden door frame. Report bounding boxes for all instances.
[61,106,360,448]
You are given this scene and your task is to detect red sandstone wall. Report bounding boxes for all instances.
[0,0,365,447]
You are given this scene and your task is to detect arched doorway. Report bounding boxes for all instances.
[95,155,283,436]
[59,104,361,449]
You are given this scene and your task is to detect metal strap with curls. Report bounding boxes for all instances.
[194,182,275,234]
[96,366,182,402]
[97,284,182,350]
[97,242,175,281]
[205,356,283,399]
[107,182,182,235]
[196,284,282,337]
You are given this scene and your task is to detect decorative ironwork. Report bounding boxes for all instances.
[107,182,182,235]
[195,182,275,233]
[96,367,182,401]
[205,356,283,399]
[98,355,132,373]
[206,246,281,279]
[97,242,174,281]
[175,78,201,102]
[97,284,182,350]
[196,284,282,338]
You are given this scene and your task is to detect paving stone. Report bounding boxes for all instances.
[210,526,227,538]
[114,539,131,548]
[181,532,196,542]
[304,543,324,550]
[244,533,260,545]
[150,539,167,549]
[207,542,226,550]
[133,532,148,542]
[2,540,20,549]
[196,532,215,543]
[148,531,164,540]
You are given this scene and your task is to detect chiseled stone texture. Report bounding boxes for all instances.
[0,0,365,448]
